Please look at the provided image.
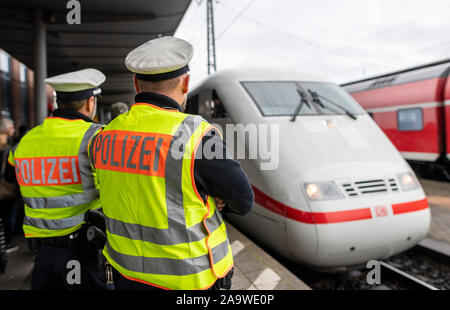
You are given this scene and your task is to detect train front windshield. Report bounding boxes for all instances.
[241,81,366,117]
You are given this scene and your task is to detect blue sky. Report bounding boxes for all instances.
[175,0,450,87]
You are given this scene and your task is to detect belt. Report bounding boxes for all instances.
[34,229,84,249]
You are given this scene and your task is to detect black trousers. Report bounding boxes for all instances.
[113,270,163,290]
[0,199,14,246]
[31,244,113,290]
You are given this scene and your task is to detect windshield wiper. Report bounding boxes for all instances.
[291,89,310,122]
[307,89,357,120]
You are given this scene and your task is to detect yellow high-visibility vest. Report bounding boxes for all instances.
[91,102,233,290]
[8,117,103,238]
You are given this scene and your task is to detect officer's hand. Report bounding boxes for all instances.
[215,197,226,212]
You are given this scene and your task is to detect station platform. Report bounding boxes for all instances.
[0,235,33,290]
[226,221,310,290]
[0,221,310,290]
[420,178,450,244]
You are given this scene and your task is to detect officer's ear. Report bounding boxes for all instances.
[182,74,190,95]
[133,75,140,93]
[85,96,97,118]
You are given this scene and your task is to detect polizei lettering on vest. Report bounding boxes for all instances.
[14,156,81,186]
[93,130,171,177]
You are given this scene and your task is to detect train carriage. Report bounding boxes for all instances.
[342,60,450,179]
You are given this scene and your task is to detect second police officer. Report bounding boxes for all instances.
[89,36,255,290]
[8,69,111,290]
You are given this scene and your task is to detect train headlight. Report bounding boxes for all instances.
[397,172,420,191]
[304,182,344,200]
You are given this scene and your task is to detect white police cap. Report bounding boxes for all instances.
[45,68,106,101]
[125,36,193,81]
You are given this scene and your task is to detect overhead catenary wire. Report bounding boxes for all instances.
[186,0,450,83]
[216,0,257,40]
[218,1,356,60]
[189,0,256,71]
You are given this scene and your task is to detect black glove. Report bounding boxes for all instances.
[84,209,106,233]
[209,268,234,290]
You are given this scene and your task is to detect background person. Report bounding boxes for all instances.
[109,102,129,122]
[1,118,15,146]
[0,118,18,253]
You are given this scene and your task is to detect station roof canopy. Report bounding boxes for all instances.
[0,0,192,105]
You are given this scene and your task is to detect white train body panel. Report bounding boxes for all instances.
[189,68,431,269]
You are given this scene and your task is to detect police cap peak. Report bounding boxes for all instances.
[46,68,106,101]
[125,36,193,81]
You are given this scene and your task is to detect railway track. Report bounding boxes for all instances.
[365,239,450,290]
[377,261,439,290]
[416,239,450,265]
[264,237,450,290]
[383,238,450,290]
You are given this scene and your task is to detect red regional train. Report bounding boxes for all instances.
[342,59,450,179]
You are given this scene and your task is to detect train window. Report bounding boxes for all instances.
[299,81,366,115]
[211,90,229,118]
[0,52,11,118]
[186,94,199,114]
[1,71,11,118]
[242,81,365,117]
[397,108,423,131]
[242,81,319,116]
[0,51,10,73]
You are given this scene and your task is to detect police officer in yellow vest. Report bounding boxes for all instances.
[88,36,254,290]
[8,68,112,290]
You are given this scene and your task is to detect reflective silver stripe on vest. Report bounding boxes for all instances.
[105,209,223,245]
[79,123,103,192]
[106,238,229,276]
[23,190,99,209]
[24,213,85,230]
[164,114,200,233]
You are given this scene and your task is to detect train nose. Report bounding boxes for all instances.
[286,195,431,269]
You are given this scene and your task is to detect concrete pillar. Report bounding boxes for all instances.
[27,69,35,127]
[10,58,21,128]
[33,10,47,124]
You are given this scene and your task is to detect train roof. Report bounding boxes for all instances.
[342,58,450,87]
[198,67,332,85]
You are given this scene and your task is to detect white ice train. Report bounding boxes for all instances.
[187,68,431,270]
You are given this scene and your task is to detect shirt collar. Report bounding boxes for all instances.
[134,92,183,112]
[52,108,94,122]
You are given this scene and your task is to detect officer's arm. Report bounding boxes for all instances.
[5,148,17,183]
[194,132,254,216]
[86,127,104,194]
[87,127,104,169]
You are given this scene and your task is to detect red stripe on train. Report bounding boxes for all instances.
[252,185,428,224]
[252,185,372,224]
[391,198,428,215]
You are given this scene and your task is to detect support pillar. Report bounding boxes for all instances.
[33,10,47,124]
